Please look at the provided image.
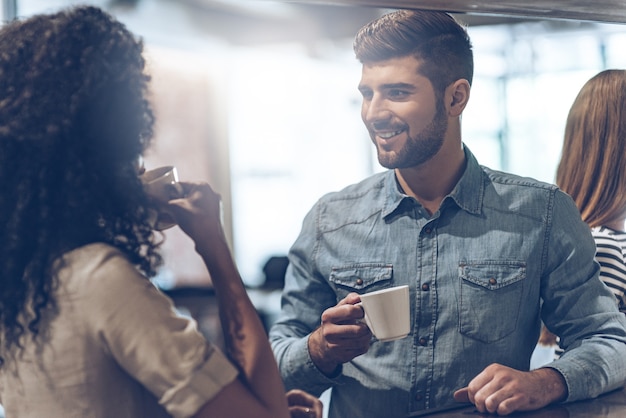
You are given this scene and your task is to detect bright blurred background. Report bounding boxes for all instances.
[3,1,626,416]
[6,0,626,289]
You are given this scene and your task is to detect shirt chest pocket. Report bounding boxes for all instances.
[459,261,526,343]
[329,263,393,301]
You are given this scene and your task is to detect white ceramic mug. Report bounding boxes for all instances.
[358,285,410,342]
[140,166,184,230]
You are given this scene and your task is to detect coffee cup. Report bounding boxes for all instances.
[357,285,410,342]
[140,165,184,230]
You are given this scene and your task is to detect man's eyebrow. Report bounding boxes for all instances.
[380,82,416,90]
[358,82,416,91]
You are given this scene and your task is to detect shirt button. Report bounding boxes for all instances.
[489,277,497,285]
[356,278,363,286]
[418,337,428,346]
[421,283,430,291]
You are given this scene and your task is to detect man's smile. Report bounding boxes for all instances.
[376,128,405,140]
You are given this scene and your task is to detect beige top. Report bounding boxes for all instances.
[0,243,238,418]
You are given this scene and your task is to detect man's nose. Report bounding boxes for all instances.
[363,96,392,124]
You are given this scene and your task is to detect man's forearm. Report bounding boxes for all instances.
[307,327,342,377]
[535,367,568,404]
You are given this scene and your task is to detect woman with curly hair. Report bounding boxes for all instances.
[0,5,321,418]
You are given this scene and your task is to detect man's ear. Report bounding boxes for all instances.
[446,79,471,117]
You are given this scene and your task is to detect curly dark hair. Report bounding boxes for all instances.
[0,6,163,364]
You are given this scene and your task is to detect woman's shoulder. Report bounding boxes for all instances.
[592,226,626,241]
[592,227,626,260]
[58,243,148,293]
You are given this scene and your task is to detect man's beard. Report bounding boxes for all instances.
[374,104,448,169]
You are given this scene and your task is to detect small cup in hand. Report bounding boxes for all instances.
[140,165,184,230]
[357,285,410,342]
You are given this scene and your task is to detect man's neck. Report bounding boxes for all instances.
[395,143,466,215]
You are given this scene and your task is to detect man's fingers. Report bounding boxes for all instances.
[453,387,470,403]
[321,303,366,327]
[494,396,520,416]
[337,292,362,306]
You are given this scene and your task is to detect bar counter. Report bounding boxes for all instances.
[408,386,626,417]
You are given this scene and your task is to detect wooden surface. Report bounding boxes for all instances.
[407,386,626,417]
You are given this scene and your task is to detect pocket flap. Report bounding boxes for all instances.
[329,263,393,291]
[460,261,526,290]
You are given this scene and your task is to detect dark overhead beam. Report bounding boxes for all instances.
[284,0,626,24]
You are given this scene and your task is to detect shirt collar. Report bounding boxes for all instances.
[382,145,485,218]
[447,145,484,215]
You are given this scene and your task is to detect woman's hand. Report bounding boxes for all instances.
[286,389,324,418]
[166,181,226,252]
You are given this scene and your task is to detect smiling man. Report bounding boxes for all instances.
[359,58,448,167]
[269,9,626,418]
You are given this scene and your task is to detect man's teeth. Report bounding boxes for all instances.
[378,129,403,139]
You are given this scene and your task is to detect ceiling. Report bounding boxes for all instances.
[104,0,626,46]
[284,0,626,25]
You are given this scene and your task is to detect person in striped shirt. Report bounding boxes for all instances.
[539,70,626,352]
[556,69,626,313]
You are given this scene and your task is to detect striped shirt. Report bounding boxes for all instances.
[592,226,626,313]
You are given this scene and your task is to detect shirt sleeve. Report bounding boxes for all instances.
[592,228,626,312]
[269,202,343,396]
[78,245,238,418]
[541,192,626,402]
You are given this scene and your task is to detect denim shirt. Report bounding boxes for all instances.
[269,147,626,418]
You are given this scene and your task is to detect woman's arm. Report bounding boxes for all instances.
[169,182,290,418]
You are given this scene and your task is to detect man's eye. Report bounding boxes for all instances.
[389,90,409,98]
